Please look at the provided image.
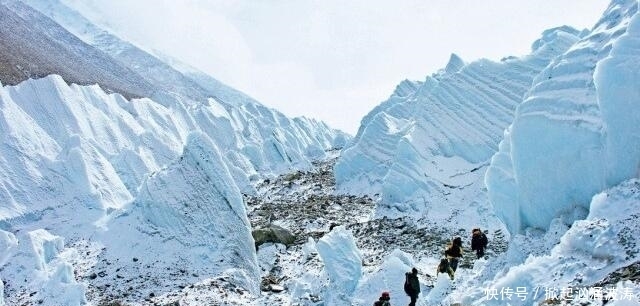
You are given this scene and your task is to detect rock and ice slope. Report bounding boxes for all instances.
[486,0,640,234]
[0,74,345,304]
[335,26,582,229]
[459,179,640,306]
[0,0,153,98]
[22,0,349,184]
[333,1,640,304]
[0,2,348,303]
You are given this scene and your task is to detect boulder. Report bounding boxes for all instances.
[252,225,296,248]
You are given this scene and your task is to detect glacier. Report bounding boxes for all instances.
[332,0,640,304]
[335,25,582,229]
[0,0,349,304]
[486,0,640,234]
[2,0,640,304]
[0,74,318,304]
[464,179,640,305]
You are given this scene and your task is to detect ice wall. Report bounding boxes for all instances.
[0,74,344,221]
[22,0,349,178]
[467,179,640,305]
[335,27,581,223]
[596,1,640,185]
[0,74,343,301]
[486,0,640,234]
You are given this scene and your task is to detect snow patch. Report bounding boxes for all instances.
[468,179,640,305]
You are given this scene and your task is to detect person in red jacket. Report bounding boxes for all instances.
[373,291,391,306]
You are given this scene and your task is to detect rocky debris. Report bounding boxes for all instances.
[54,152,508,305]
[252,225,296,249]
[594,261,640,287]
[245,153,509,304]
[260,274,285,292]
[246,155,376,246]
[97,300,127,306]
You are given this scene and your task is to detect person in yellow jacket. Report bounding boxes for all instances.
[444,237,463,272]
[436,258,454,280]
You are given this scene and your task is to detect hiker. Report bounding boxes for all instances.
[373,291,391,306]
[471,228,488,259]
[444,236,463,272]
[436,258,454,280]
[404,267,420,306]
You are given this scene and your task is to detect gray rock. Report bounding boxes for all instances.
[252,225,296,248]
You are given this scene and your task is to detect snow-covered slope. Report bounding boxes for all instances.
[486,0,640,234]
[21,0,349,183]
[335,27,582,229]
[0,76,257,304]
[462,179,640,305]
[0,1,349,304]
[0,66,346,306]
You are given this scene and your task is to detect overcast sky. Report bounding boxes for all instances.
[62,0,608,134]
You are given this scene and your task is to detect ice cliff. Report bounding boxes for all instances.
[335,25,582,227]
[486,0,640,234]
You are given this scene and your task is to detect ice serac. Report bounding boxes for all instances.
[0,73,333,299]
[596,2,640,185]
[335,26,580,224]
[104,131,259,293]
[352,250,417,306]
[486,0,640,234]
[22,0,350,181]
[317,226,362,304]
[1,229,86,305]
[443,53,465,73]
[469,179,640,305]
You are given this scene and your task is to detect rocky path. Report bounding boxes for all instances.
[244,153,509,303]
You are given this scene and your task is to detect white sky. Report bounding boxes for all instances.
[62,0,609,134]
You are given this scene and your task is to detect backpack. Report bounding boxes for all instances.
[446,245,462,258]
[438,258,449,273]
[481,233,488,248]
[403,274,412,294]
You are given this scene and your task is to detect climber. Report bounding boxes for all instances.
[444,236,463,272]
[436,258,454,280]
[471,228,488,259]
[404,267,420,306]
[373,291,392,306]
